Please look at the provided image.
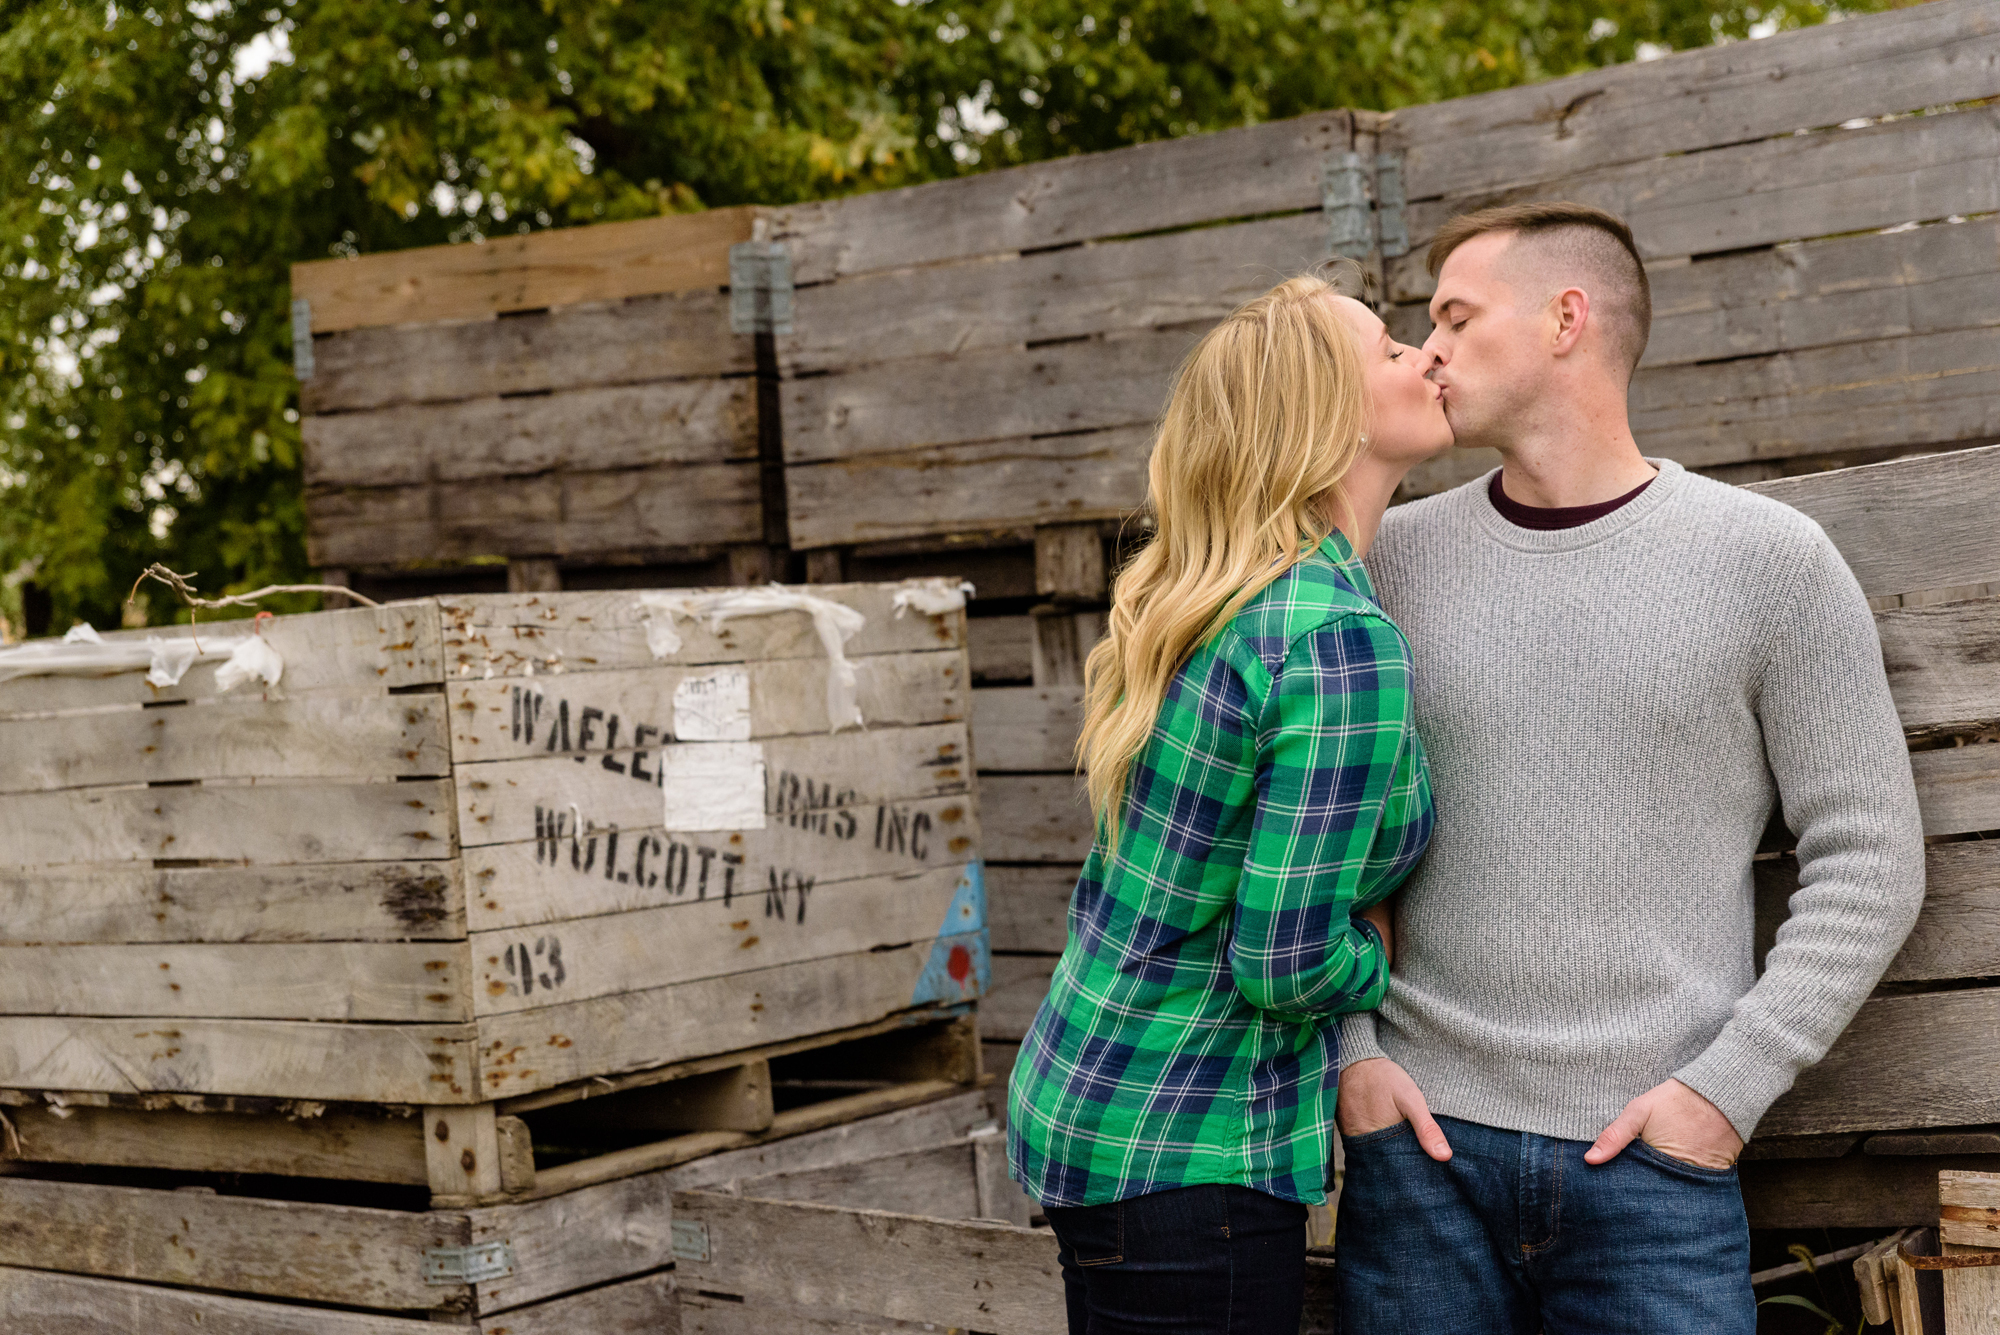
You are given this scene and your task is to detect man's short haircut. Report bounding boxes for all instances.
[1427,202,1652,375]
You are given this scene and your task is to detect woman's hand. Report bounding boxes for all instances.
[1360,901,1394,966]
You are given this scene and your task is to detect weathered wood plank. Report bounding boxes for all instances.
[0,940,469,1022]
[292,206,755,332]
[1757,840,2000,986]
[981,772,1092,863]
[0,1174,469,1311]
[0,1015,480,1102]
[1388,0,2000,200]
[1745,444,2000,599]
[1390,103,2000,301]
[1912,744,2000,838]
[678,1293,924,1334]
[0,1102,428,1184]
[671,1190,1064,1333]
[302,287,749,414]
[454,722,972,848]
[1644,217,2000,370]
[305,461,764,567]
[1761,987,2000,1136]
[1742,1154,2000,1230]
[1880,598,2000,739]
[780,211,1329,375]
[464,794,977,932]
[439,583,965,679]
[663,1089,994,1191]
[782,326,1199,466]
[469,865,980,1017]
[987,864,1076,955]
[0,1266,444,1335]
[968,616,1034,685]
[471,935,989,1100]
[447,650,966,764]
[476,1270,676,1334]
[0,779,454,870]
[767,112,1349,284]
[304,377,757,489]
[0,860,464,945]
[979,954,1058,1044]
[972,686,1083,773]
[462,1157,665,1310]
[785,425,1154,550]
[0,602,443,717]
[0,692,451,794]
[736,1140,983,1220]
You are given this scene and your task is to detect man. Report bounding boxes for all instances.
[1332,202,1926,1332]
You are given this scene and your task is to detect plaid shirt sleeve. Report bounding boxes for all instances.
[1229,613,1420,1019]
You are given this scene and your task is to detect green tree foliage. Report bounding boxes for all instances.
[0,0,1895,633]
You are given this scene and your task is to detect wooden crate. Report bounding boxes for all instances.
[0,580,987,1203]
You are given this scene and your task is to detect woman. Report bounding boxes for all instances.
[1007,269,1454,1334]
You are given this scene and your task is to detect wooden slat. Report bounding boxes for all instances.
[0,692,450,794]
[1643,217,2000,370]
[0,860,465,945]
[0,602,443,717]
[302,287,748,415]
[470,936,987,1100]
[670,1190,1064,1333]
[785,425,1153,550]
[304,377,757,488]
[0,1102,429,1184]
[0,1266,443,1335]
[1629,327,2000,477]
[968,616,1034,685]
[0,1015,479,1102]
[1389,102,2000,302]
[781,211,1329,376]
[972,686,1083,773]
[0,1175,470,1311]
[988,864,1076,954]
[1388,0,2000,201]
[1757,840,2000,986]
[1912,743,2000,838]
[1761,986,2000,1136]
[979,954,1058,1043]
[1880,598,2000,739]
[0,940,468,1022]
[292,206,757,333]
[1742,1154,2000,1230]
[981,773,1092,863]
[304,461,764,568]
[476,1270,676,1334]
[735,1139,983,1220]
[782,326,1198,466]
[1744,444,2000,598]
[447,650,965,765]
[454,721,971,848]
[767,112,1351,284]
[0,778,454,870]
[469,865,977,1017]
[464,794,977,933]
[439,583,965,679]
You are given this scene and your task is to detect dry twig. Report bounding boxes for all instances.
[128,563,380,614]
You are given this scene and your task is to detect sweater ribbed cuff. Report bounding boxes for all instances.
[1336,1012,1388,1073]
[1672,1029,1801,1143]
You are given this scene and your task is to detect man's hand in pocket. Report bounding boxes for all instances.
[1336,1058,1453,1161]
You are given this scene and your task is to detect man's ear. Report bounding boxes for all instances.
[1550,287,1590,359]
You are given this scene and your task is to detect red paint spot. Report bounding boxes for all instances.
[946,944,973,985]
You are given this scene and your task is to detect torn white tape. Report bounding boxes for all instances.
[661,740,767,831]
[638,585,867,732]
[673,667,752,742]
[214,635,285,693]
[891,579,974,617]
[0,627,252,687]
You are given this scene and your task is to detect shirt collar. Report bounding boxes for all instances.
[1316,530,1378,602]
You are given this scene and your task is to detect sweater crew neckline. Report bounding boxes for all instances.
[1470,458,1685,552]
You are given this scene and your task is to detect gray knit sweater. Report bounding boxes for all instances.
[1338,459,1925,1142]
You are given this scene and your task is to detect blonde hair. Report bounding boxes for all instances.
[1079,272,1370,848]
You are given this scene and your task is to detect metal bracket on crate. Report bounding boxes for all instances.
[290,297,315,380]
[1321,151,1410,261]
[423,1240,517,1286]
[729,241,794,336]
[671,1219,711,1263]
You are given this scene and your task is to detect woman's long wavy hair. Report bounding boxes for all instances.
[1079,271,1370,849]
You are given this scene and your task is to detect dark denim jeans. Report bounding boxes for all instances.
[1044,1183,1310,1334]
[1335,1114,1754,1334]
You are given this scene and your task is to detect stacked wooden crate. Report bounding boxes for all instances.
[0,580,992,1327]
[292,207,777,597]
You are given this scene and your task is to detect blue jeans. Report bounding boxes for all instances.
[1335,1114,1753,1334]
[1044,1183,1309,1334]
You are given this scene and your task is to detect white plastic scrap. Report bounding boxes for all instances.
[638,584,867,731]
[0,624,258,688]
[214,634,285,693]
[891,579,975,618]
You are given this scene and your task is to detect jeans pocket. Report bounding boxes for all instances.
[1048,1199,1126,1266]
[1341,1120,1415,1149]
[1628,1137,1739,1181]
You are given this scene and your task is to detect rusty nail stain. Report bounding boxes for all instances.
[740,936,759,949]
[434,1120,451,1142]
[460,1149,477,1172]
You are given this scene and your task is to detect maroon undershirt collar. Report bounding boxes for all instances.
[1488,472,1656,531]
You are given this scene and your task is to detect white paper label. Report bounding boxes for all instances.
[673,667,753,742]
[661,740,767,831]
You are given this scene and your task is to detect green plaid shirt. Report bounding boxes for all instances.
[1007,534,1433,1207]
